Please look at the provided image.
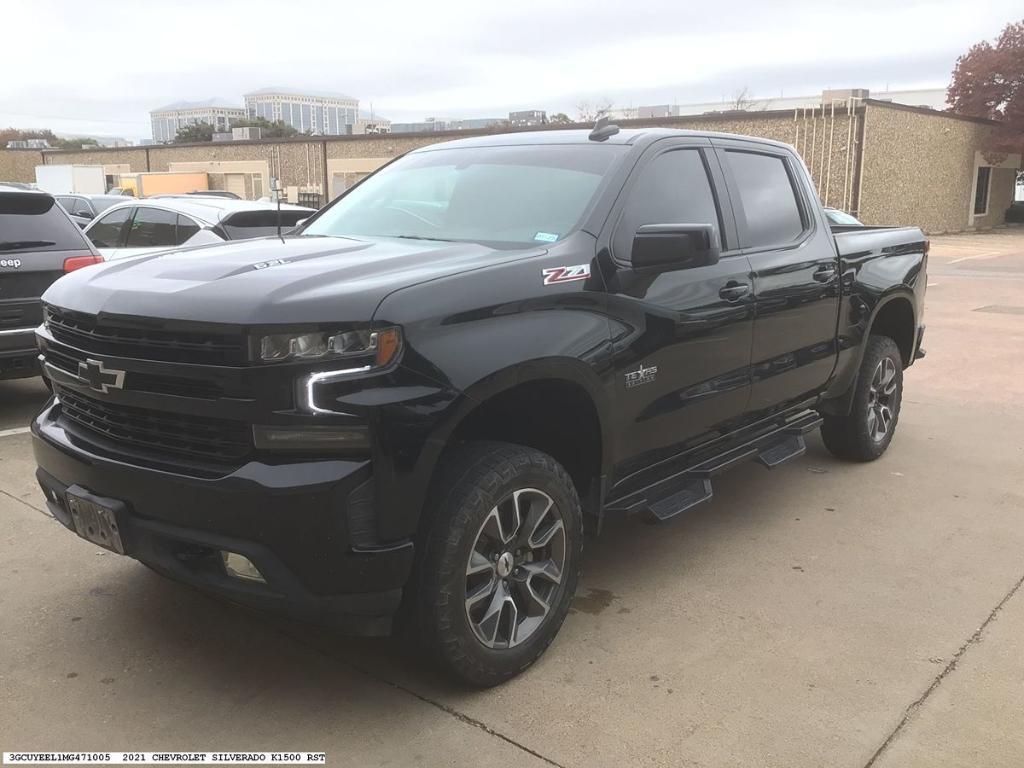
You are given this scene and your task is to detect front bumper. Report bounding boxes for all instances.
[32,401,414,635]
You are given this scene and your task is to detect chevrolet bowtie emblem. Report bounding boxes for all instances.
[78,358,126,394]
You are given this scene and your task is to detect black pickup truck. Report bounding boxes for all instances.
[32,125,927,686]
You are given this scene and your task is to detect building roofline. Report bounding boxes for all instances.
[243,87,357,101]
[21,99,1002,158]
[860,97,997,125]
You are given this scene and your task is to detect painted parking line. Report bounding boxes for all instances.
[0,426,31,438]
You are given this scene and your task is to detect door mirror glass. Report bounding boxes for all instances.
[631,223,720,271]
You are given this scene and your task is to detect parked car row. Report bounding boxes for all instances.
[54,194,128,228]
[0,184,102,380]
[1,185,315,381]
[82,196,314,259]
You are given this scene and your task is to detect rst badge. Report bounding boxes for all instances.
[625,362,658,389]
[542,264,590,285]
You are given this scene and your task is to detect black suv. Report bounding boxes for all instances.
[1,186,102,380]
[32,127,926,685]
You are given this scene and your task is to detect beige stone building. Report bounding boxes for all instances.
[2,99,1017,234]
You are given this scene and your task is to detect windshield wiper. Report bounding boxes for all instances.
[388,234,455,243]
[0,240,55,251]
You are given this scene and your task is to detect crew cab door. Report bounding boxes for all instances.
[713,140,841,417]
[598,138,755,482]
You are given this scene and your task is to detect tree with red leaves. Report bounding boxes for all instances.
[947,19,1024,158]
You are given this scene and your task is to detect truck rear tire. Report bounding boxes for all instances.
[820,335,904,461]
[413,442,583,687]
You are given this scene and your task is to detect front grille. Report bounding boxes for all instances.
[56,386,252,464]
[46,308,248,366]
[44,346,224,400]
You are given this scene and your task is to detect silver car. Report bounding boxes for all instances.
[54,194,129,229]
[83,195,315,260]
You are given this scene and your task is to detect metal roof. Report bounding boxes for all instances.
[243,87,357,102]
[151,98,245,113]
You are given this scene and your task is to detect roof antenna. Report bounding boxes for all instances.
[588,115,619,142]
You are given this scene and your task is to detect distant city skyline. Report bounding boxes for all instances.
[2,0,1019,141]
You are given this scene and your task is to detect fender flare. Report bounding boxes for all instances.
[821,289,916,416]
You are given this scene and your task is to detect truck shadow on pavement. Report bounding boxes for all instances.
[73,435,852,703]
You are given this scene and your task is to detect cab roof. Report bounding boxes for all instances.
[412,127,795,153]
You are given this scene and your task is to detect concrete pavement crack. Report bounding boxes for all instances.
[863,570,1024,767]
[0,487,52,518]
[276,627,569,768]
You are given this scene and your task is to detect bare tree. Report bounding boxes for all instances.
[728,87,755,111]
[576,98,614,122]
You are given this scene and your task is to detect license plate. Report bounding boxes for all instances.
[67,492,126,555]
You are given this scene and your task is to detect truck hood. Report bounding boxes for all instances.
[43,235,545,325]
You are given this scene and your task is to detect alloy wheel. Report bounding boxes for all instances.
[464,488,566,649]
[866,356,898,442]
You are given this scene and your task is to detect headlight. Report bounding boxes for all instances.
[254,327,402,367]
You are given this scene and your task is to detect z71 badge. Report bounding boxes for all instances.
[542,264,590,285]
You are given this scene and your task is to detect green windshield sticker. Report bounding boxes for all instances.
[534,232,559,243]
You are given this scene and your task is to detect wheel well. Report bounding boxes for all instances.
[451,380,602,502]
[869,298,915,366]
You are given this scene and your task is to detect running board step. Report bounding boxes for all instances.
[646,479,713,522]
[609,410,823,524]
[756,433,807,468]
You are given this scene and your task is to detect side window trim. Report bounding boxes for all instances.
[125,205,179,248]
[90,206,134,248]
[712,141,816,254]
[175,214,203,245]
[605,139,737,266]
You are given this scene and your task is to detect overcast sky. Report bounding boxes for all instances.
[1,0,1019,140]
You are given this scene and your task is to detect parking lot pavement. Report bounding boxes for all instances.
[1,228,1023,767]
[0,376,48,433]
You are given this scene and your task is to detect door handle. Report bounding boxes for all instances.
[718,281,751,301]
[813,263,838,282]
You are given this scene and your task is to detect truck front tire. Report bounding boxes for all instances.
[413,442,583,687]
[820,335,904,461]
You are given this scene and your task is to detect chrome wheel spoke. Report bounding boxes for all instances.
[529,513,563,549]
[466,549,494,577]
[475,582,510,646]
[878,405,893,434]
[466,576,496,611]
[515,492,553,549]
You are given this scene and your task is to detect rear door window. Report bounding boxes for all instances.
[220,210,309,240]
[87,207,133,248]
[0,193,88,253]
[125,207,178,248]
[175,214,201,245]
[71,198,94,218]
[723,151,806,248]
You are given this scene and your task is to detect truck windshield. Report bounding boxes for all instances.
[302,144,626,248]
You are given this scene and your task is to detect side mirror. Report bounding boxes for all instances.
[631,224,720,271]
[77,210,94,220]
[294,218,308,229]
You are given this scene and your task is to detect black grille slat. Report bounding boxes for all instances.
[47,308,247,366]
[56,386,251,464]
[44,345,224,400]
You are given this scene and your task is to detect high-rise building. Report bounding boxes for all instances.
[509,110,547,127]
[150,99,245,143]
[243,88,359,135]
